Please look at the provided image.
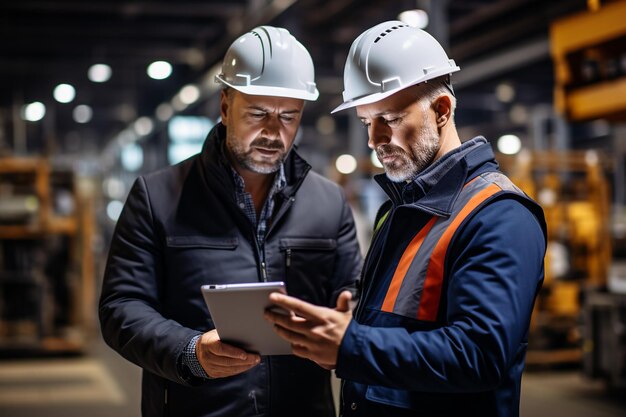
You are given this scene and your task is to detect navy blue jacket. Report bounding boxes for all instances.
[99,123,362,417]
[336,138,546,417]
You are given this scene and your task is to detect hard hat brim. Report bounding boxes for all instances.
[216,75,319,101]
[331,65,460,114]
[330,88,400,114]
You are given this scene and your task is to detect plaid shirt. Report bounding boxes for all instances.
[230,164,287,249]
[183,158,286,379]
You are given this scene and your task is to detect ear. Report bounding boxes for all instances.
[433,95,452,128]
[220,90,229,123]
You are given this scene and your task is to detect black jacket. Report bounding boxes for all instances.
[99,123,363,417]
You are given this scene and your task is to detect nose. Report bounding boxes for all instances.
[367,120,391,150]
[262,115,281,140]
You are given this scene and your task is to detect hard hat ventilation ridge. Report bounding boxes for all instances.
[251,31,267,73]
[215,25,319,101]
[374,24,409,43]
[254,27,273,57]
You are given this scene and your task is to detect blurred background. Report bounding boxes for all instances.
[0,0,625,416]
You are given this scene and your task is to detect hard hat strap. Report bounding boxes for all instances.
[444,74,455,97]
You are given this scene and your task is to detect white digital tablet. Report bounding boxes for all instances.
[200,281,292,356]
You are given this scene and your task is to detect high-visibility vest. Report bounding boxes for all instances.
[374,172,534,322]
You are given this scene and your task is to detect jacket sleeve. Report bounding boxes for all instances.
[329,189,364,305]
[99,177,200,385]
[336,197,546,392]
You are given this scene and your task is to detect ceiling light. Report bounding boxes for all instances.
[22,102,46,122]
[147,61,172,80]
[106,200,124,222]
[156,103,174,121]
[316,115,336,135]
[53,83,76,103]
[585,150,599,166]
[509,104,528,125]
[335,154,358,174]
[179,84,200,105]
[73,104,93,123]
[88,64,112,83]
[398,10,429,29]
[103,177,127,199]
[495,82,515,103]
[134,117,154,136]
[497,134,522,155]
[171,95,188,111]
[121,142,144,172]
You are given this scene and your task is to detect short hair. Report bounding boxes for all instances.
[418,75,457,116]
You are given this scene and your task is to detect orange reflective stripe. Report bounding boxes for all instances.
[417,183,501,321]
[381,217,437,312]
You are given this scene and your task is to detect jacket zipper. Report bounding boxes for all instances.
[285,248,291,268]
[340,379,346,417]
[245,210,266,283]
[256,196,295,282]
[164,384,169,416]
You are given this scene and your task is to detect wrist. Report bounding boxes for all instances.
[182,334,210,379]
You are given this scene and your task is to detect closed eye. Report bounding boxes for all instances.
[384,117,401,126]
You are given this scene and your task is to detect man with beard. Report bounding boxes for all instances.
[99,26,362,417]
[265,21,547,417]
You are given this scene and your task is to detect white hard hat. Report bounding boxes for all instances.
[331,21,460,113]
[216,26,319,101]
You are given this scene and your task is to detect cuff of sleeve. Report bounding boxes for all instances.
[182,334,210,379]
[335,319,368,380]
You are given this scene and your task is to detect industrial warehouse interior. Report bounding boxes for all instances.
[0,0,625,416]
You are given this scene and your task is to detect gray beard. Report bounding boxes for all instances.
[378,126,440,183]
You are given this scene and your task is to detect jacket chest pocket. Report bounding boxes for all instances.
[279,238,337,305]
[165,236,242,286]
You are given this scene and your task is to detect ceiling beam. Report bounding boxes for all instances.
[449,0,534,35]
[453,37,550,89]
[0,21,222,41]
[1,1,245,19]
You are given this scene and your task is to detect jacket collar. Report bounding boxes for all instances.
[199,122,311,198]
[375,136,499,216]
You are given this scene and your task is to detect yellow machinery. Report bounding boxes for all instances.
[551,0,626,122]
[501,150,612,365]
[547,0,626,387]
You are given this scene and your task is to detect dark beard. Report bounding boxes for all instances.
[226,134,286,174]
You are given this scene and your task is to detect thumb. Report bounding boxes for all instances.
[335,290,353,312]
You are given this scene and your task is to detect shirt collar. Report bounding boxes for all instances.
[375,137,493,215]
[228,164,286,194]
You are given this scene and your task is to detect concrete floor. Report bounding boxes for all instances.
[0,339,624,417]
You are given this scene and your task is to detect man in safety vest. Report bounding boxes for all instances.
[265,21,547,417]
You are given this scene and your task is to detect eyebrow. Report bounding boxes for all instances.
[247,105,301,114]
[357,110,404,119]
